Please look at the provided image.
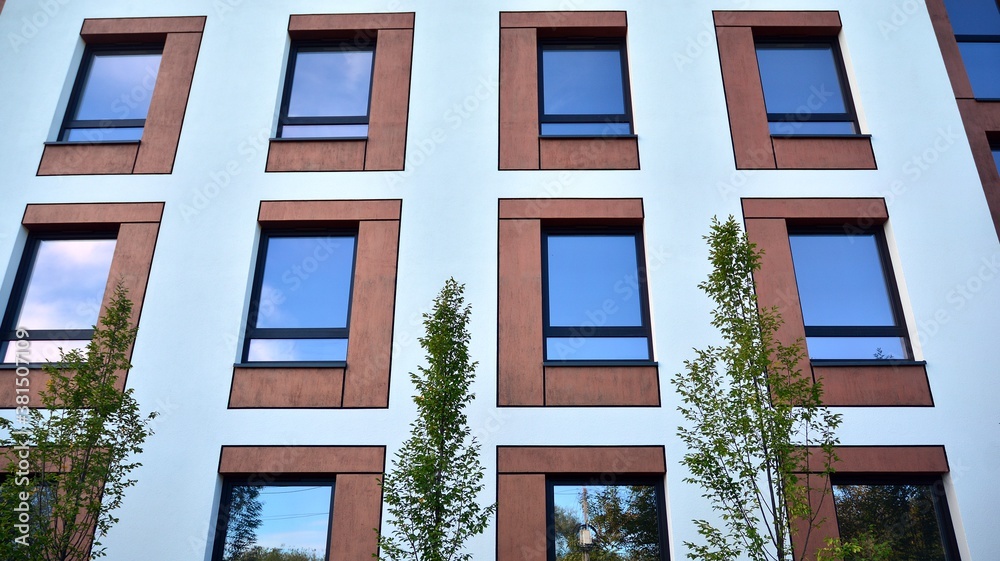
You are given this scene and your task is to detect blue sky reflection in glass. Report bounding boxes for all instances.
[942,0,1000,35]
[542,49,625,116]
[74,53,161,122]
[228,484,332,559]
[756,44,855,134]
[288,50,373,118]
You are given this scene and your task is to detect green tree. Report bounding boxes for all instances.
[0,284,157,561]
[377,278,495,561]
[672,217,842,561]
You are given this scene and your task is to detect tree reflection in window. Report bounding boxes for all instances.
[551,483,665,561]
[832,482,958,561]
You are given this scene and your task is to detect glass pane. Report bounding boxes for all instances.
[255,236,355,329]
[288,50,374,118]
[943,0,1000,35]
[540,122,631,136]
[547,235,644,327]
[993,147,1000,173]
[789,234,896,327]
[756,45,848,115]
[833,483,950,561]
[768,120,856,135]
[15,239,116,330]
[957,42,1000,99]
[73,52,161,121]
[552,484,663,561]
[247,339,348,362]
[805,337,907,360]
[64,127,144,142]
[542,48,627,116]
[3,340,90,364]
[279,124,369,139]
[223,484,332,561]
[546,337,649,361]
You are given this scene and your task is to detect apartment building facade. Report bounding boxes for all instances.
[0,0,998,559]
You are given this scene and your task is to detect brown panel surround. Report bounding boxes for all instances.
[497,446,665,561]
[266,13,414,172]
[499,12,638,170]
[926,0,1000,238]
[498,199,658,407]
[218,446,385,561]
[742,198,932,407]
[38,17,205,176]
[229,200,400,408]
[792,446,949,560]
[714,11,876,170]
[1,203,163,408]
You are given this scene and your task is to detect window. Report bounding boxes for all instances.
[212,479,335,561]
[754,40,858,135]
[1,236,116,364]
[945,0,1000,99]
[993,143,1000,173]
[788,229,910,361]
[38,16,205,176]
[832,477,961,561]
[60,47,163,142]
[542,231,652,361]
[499,11,639,170]
[714,11,877,170]
[277,43,375,139]
[549,480,667,561]
[538,41,632,136]
[265,13,414,172]
[243,233,357,364]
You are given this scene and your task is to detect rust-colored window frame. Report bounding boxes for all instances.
[229,200,400,409]
[714,11,876,170]
[498,199,659,407]
[0,202,164,408]
[792,446,955,561]
[37,17,205,176]
[742,198,932,407]
[926,0,1000,239]
[496,446,666,561]
[499,11,640,171]
[265,13,414,172]
[216,446,385,561]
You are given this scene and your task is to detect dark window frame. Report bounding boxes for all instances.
[950,0,1000,100]
[754,38,861,137]
[276,41,377,139]
[830,474,962,561]
[537,39,635,137]
[241,229,359,366]
[0,231,118,363]
[211,476,336,561]
[541,227,653,363]
[787,226,912,362]
[59,44,164,142]
[545,475,669,561]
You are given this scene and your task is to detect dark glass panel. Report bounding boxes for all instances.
[546,235,643,328]
[756,45,848,115]
[993,146,1000,173]
[542,48,626,116]
[552,484,663,561]
[957,42,1000,99]
[288,50,374,118]
[833,483,950,561]
[943,0,1000,35]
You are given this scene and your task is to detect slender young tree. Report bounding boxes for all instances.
[377,278,495,561]
[672,217,842,561]
[0,284,157,561]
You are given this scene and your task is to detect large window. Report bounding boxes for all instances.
[538,41,633,136]
[212,479,335,561]
[549,480,667,561]
[1,236,116,364]
[788,229,910,361]
[543,231,652,362]
[755,40,858,135]
[832,477,961,561]
[277,43,375,139]
[243,233,356,364]
[945,0,1000,99]
[60,47,162,142]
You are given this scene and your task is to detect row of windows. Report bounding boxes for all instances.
[0,218,913,366]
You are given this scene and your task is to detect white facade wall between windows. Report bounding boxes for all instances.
[0,0,997,560]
